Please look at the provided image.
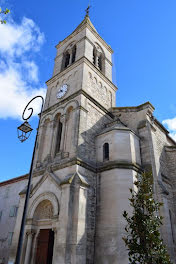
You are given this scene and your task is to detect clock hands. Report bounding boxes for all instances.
[56,84,68,99]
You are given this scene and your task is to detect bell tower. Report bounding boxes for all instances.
[34,11,117,167]
[32,9,117,264]
[44,11,116,111]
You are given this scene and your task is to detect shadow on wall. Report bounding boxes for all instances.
[157,146,176,263]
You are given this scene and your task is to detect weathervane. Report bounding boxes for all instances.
[85,5,91,17]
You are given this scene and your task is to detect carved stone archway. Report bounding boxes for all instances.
[23,193,59,264]
[28,192,59,219]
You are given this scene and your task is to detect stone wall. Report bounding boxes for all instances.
[0,176,27,264]
[77,96,112,165]
[95,168,136,264]
[112,103,176,263]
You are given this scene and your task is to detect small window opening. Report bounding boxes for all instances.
[55,121,62,153]
[103,143,109,161]
[9,206,18,217]
[8,232,13,245]
[72,45,76,63]
[5,187,10,198]
[64,52,70,68]
[93,46,104,73]
[93,48,96,65]
[98,55,102,71]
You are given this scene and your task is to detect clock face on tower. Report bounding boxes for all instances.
[56,84,68,99]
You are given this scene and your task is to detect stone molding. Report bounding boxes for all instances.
[60,172,89,187]
[40,99,79,125]
[165,146,176,152]
[2,158,143,188]
[41,88,114,120]
[97,160,142,173]
[46,56,117,91]
[30,170,61,198]
[26,230,36,237]
[112,101,155,113]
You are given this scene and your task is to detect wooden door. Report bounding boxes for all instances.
[47,229,54,264]
[35,229,54,264]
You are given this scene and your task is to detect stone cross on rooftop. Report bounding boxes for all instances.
[85,5,91,17]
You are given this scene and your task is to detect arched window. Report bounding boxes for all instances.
[55,120,62,154]
[103,143,109,161]
[98,54,102,71]
[72,45,76,63]
[93,47,96,65]
[62,44,77,70]
[64,52,70,68]
[92,44,104,73]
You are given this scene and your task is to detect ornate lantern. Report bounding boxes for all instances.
[17,121,33,142]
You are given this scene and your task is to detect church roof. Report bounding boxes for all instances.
[72,14,97,34]
[97,118,137,137]
[60,171,89,187]
[0,173,28,187]
[56,14,98,49]
[56,13,113,53]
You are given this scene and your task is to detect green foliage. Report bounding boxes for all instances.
[0,7,10,24]
[123,171,172,264]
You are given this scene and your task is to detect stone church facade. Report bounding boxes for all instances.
[0,13,176,264]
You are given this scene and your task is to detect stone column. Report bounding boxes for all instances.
[63,112,70,152]
[50,118,58,158]
[69,52,73,65]
[48,119,55,156]
[31,229,40,264]
[51,228,57,263]
[60,114,66,152]
[95,55,98,67]
[55,183,71,263]
[35,123,45,167]
[24,231,35,264]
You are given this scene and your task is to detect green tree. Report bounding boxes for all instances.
[123,171,172,264]
[0,7,10,24]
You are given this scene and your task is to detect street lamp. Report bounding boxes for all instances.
[17,121,33,142]
[15,95,44,264]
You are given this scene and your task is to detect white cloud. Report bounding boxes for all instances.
[170,132,176,141]
[162,117,176,141]
[163,117,176,131]
[23,61,39,83]
[0,17,44,57]
[0,17,46,120]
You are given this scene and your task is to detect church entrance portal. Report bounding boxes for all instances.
[35,229,54,264]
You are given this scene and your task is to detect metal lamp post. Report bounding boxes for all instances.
[15,95,44,264]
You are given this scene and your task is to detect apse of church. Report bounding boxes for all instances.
[0,10,176,264]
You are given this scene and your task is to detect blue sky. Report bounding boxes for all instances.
[1,0,176,181]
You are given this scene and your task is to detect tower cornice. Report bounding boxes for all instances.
[46,56,117,91]
[41,89,114,118]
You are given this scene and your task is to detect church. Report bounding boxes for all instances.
[0,10,176,264]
